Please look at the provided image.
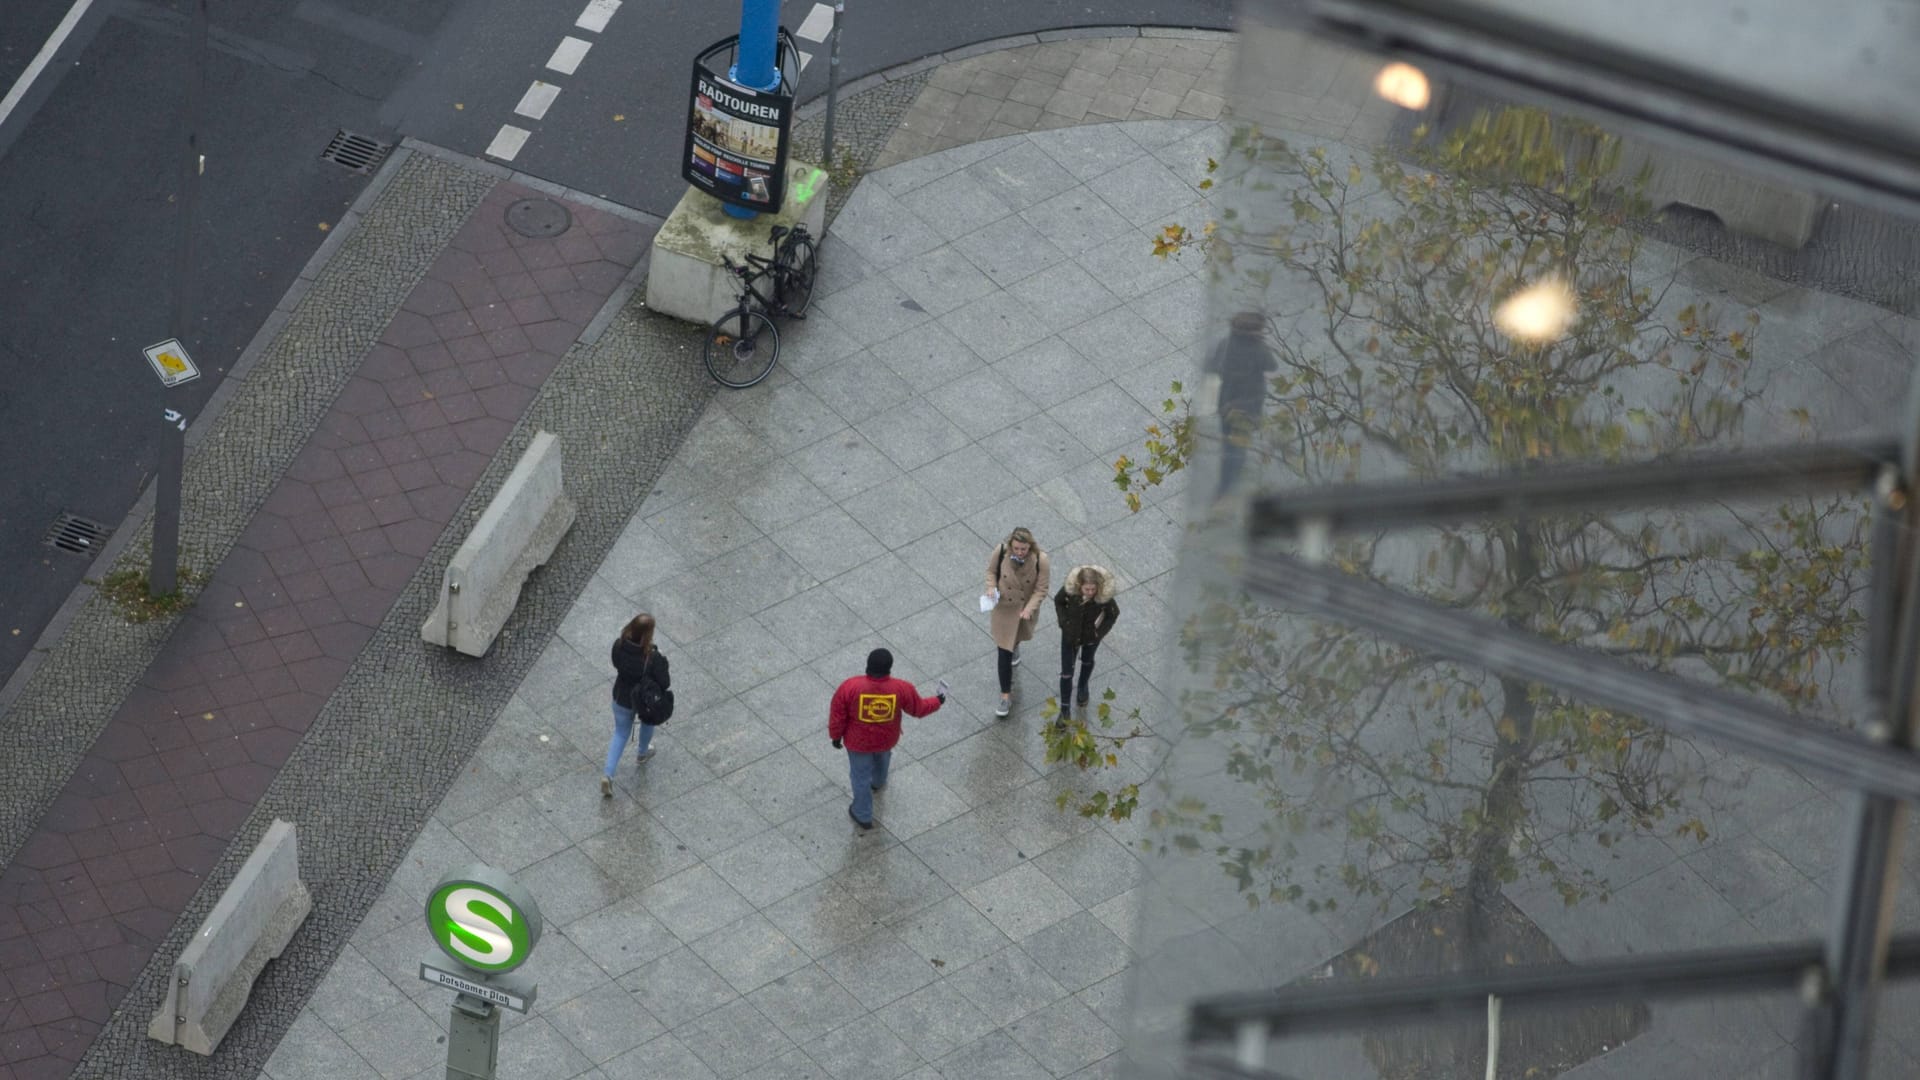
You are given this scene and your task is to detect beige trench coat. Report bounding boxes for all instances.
[985,544,1050,651]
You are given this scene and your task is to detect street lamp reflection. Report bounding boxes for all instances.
[1373,61,1431,110]
[1494,278,1578,342]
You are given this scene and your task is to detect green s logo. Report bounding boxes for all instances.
[425,867,543,973]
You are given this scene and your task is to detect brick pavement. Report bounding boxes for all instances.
[0,181,652,1080]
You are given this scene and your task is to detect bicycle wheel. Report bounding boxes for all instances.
[704,306,780,388]
[775,235,817,317]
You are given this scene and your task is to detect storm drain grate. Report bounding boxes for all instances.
[321,130,392,174]
[44,513,109,555]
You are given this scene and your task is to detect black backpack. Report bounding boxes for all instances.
[632,652,675,725]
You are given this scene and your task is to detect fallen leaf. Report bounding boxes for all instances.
[613,113,625,121]
[317,222,330,232]
[454,102,465,110]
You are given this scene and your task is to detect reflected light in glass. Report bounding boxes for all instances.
[1494,279,1578,342]
[1373,62,1431,110]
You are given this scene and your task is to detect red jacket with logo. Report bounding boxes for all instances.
[828,674,942,753]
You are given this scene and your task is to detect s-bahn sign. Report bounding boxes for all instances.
[424,865,544,975]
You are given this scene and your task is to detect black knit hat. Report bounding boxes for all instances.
[866,648,893,677]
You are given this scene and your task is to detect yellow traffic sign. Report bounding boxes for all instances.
[143,339,200,387]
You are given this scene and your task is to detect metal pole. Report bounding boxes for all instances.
[822,0,843,169]
[150,0,207,597]
[445,994,500,1080]
[723,0,781,221]
[1814,471,1918,1079]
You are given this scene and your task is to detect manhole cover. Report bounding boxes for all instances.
[506,198,572,238]
[43,513,109,555]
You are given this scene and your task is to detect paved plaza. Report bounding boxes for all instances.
[7,22,1920,1080]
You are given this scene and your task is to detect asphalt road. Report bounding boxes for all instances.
[391,0,1235,213]
[0,0,1229,696]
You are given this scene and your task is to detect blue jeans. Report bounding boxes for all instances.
[604,700,657,777]
[846,750,891,824]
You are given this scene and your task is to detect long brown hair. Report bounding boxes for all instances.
[621,613,656,656]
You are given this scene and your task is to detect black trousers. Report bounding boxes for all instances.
[1060,640,1098,706]
[997,647,1015,693]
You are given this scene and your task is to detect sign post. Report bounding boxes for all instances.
[822,0,845,170]
[143,340,199,596]
[152,0,208,599]
[420,865,543,1080]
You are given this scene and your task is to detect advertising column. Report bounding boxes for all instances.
[683,34,797,214]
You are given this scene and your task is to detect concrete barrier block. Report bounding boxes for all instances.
[1624,137,1826,249]
[422,429,576,657]
[645,158,829,326]
[148,819,312,1056]
[1430,85,1825,250]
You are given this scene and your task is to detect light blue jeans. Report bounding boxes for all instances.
[604,700,657,778]
[846,750,892,824]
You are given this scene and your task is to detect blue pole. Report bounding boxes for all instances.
[724,0,782,219]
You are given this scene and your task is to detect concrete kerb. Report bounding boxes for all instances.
[0,142,425,723]
[791,23,1232,123]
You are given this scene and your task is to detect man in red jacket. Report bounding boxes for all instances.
[829,648,945,830]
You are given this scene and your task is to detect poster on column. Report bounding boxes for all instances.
[683,66,792,211]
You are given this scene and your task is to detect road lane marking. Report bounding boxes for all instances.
[546,36,591,75]
[485,125,531,161]
[0,0,100,130]
[795,3,833,42]
[799,52,812,71]
[575,0,620,34]
[514,81,561,120]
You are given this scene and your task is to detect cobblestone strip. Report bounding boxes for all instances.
[72,76,918,1077]
[0,154,496,875]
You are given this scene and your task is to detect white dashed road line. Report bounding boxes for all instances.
[485,125,532,162]
[575,0,621,34]
[794,3,833,42]
[546,36,592,75]
[792,3,833,75]
[514,81,561,121]
[480,3,621,161]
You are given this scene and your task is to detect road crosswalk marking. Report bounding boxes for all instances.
[794,3,833,42]
[793,2,832,75]
[546,36,592,75]
[485,125,532,162]
[514,81,561,121]
[575,0,620,34]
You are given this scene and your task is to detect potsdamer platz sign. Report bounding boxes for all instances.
[1109,2,1920,1078]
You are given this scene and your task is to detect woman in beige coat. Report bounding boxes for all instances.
[984,527,1050,717]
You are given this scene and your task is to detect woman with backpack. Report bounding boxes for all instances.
[604,613,672,798]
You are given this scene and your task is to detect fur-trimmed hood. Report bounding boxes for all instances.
[1064,564,1116,603]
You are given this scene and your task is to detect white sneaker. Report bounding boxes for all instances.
[636,748,655,763]
[1010,647,1021,667]
[995,694,1011,718]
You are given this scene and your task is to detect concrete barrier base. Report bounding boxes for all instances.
[149,820,312,1056]
[644,160,830,327]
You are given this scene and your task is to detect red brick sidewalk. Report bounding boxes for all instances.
[0,182,652,1080]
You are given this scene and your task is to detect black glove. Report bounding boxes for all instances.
[936,692,947,703]
[831,738,843,749]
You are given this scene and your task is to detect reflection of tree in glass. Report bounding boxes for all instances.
[1050,108,1873,962]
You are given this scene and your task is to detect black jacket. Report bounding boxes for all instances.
[1053,586,1120,648]
[611,639,670,712]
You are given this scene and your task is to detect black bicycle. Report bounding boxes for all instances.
[705,224,819,389]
